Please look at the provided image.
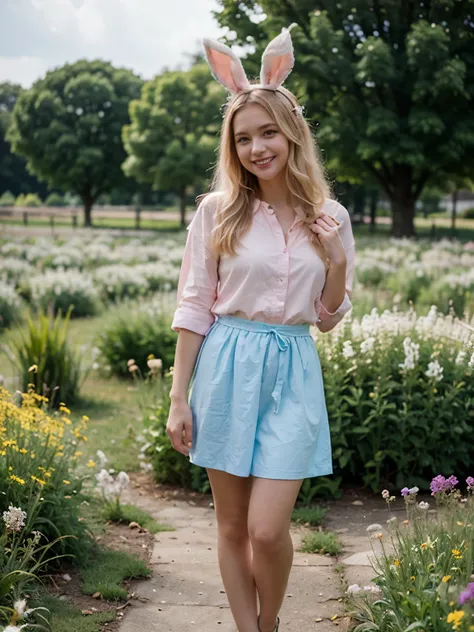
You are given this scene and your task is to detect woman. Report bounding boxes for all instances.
[166,25,356,632]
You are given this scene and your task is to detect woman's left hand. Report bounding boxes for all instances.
[310,214,347,266]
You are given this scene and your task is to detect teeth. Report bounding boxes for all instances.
[255,157,273,165]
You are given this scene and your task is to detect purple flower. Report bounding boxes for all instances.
[446,475,458,489]
[430,475,447,495]
[459,582,474,605]
[466,476,474,488]
[401,487,410,497]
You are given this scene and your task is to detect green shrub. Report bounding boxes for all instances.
[81,548,151,601]
[0,280,23,330]
[319,306,474,493]
[15,193,26,207]
[291,506,327,526]
[417,276,474,318]
[25,269,101,318]
[45,193,66,207]
[6,307,86,407]
[0,190,15,207]
[348,481,474,632]
[97,305,177,378]
[0,386,92,567]
[462,206,474,219]
[299,531,342,555]
[23,193,42,207]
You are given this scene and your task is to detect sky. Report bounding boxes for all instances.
[0,0,226,87]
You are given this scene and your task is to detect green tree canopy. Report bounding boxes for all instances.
[0,82,49,198]
[123,64,225,226]
[7,60,143,226]
[215,0,474,237]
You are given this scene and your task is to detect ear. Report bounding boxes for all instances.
[203,38,250,94]
[260,23,297,89]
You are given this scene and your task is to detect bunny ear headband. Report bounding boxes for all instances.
[203,23,300,103]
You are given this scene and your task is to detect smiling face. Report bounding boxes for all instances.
[233,103,290,182]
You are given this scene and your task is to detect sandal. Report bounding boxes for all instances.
[258,615,280,632]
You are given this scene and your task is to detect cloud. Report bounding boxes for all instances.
[0,0,225,86]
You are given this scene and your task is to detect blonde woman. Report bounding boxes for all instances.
[166,25,356,632]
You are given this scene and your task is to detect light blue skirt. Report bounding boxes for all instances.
[188,315,333,480]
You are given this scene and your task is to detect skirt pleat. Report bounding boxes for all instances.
[188,315,333,480]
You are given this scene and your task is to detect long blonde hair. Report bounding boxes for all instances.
[202,85,332,263]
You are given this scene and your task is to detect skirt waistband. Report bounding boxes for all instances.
[216,315,310,337]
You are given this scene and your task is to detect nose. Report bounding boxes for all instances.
[251,138,266,156]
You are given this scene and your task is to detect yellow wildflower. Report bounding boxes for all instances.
[19,448,28,454]
[421,543,428,551]
[451,549,462,559]
[28,364,38,372]
[59,405,71,415]
[442,576,452,583]
[394,559,400,567]
[31,475,46,486]
[147,353,155,360]
[63,480,71,485]
[82,415,89,422]
[456,522,463,526]
[377,533,383,540]
[410,576,415,581]
[88,460,96,468]
[447,611,464,631]
[10,474,26,485]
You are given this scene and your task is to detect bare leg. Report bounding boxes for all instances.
[207,468,259,632]
[248,478,303,632]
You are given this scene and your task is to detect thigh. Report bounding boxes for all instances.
[207,468,252,538]
[248,478,303,539]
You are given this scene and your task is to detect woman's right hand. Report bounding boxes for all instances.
[166,397,193,457]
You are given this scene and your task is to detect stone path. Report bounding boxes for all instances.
[119,490,347,632]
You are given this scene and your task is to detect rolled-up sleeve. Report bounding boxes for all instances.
[171,197,219,336]
[317,202,356,328]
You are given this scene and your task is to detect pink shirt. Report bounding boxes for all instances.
[171,193,356,336]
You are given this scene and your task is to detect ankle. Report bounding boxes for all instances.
[258,615,279,632]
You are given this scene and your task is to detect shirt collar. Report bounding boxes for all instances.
[252,196,305,223]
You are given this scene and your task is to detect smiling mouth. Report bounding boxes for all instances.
[253,156,275,165]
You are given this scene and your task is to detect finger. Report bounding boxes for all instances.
[310,223,323,234]
[316,216,334,230]
[183,420,193,451]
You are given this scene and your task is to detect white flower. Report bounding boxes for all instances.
[147,358,163,373]
[363,585,382,594]
[381,489,390,499]
[360,337,375,354]
[342,340,356,359]
[419,501,430,509]
[13,599,27,616]
[399,337,420,371]
[409,486,419,495]
[366,523,383,532]
[347,584,361,593]
[116,471,130,488]
[2,505,27,532]
[425,360,444,381]
[455,351,467,365]
[96,450,108,468]
[140,462,153,472]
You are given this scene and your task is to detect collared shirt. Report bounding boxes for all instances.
[171,193,356,336]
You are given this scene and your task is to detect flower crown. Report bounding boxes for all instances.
[203,24,303,116]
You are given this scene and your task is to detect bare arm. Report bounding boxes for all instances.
[167,328,205,456]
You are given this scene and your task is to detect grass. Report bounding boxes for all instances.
[291,506,327,526]
[81,547,151,601]
[34,593,116,632]
[103,502,174,534]
[299,530,342,556]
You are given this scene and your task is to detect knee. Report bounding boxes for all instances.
[217,517,249,545]
[248,523,287,552]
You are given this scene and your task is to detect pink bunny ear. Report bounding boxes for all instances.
[260,23,297,89]
[203,38,251,94]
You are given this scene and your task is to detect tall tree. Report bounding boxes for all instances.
[122,64,225,227]
[0,82,48,197]
[215,1,474,237]
[7,61,142,226]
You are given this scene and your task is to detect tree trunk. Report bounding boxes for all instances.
[179,189,186,228]
[451,189,458,235]
[388,168,417,238]
[370,190,378,234]
[81,193,94,227]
